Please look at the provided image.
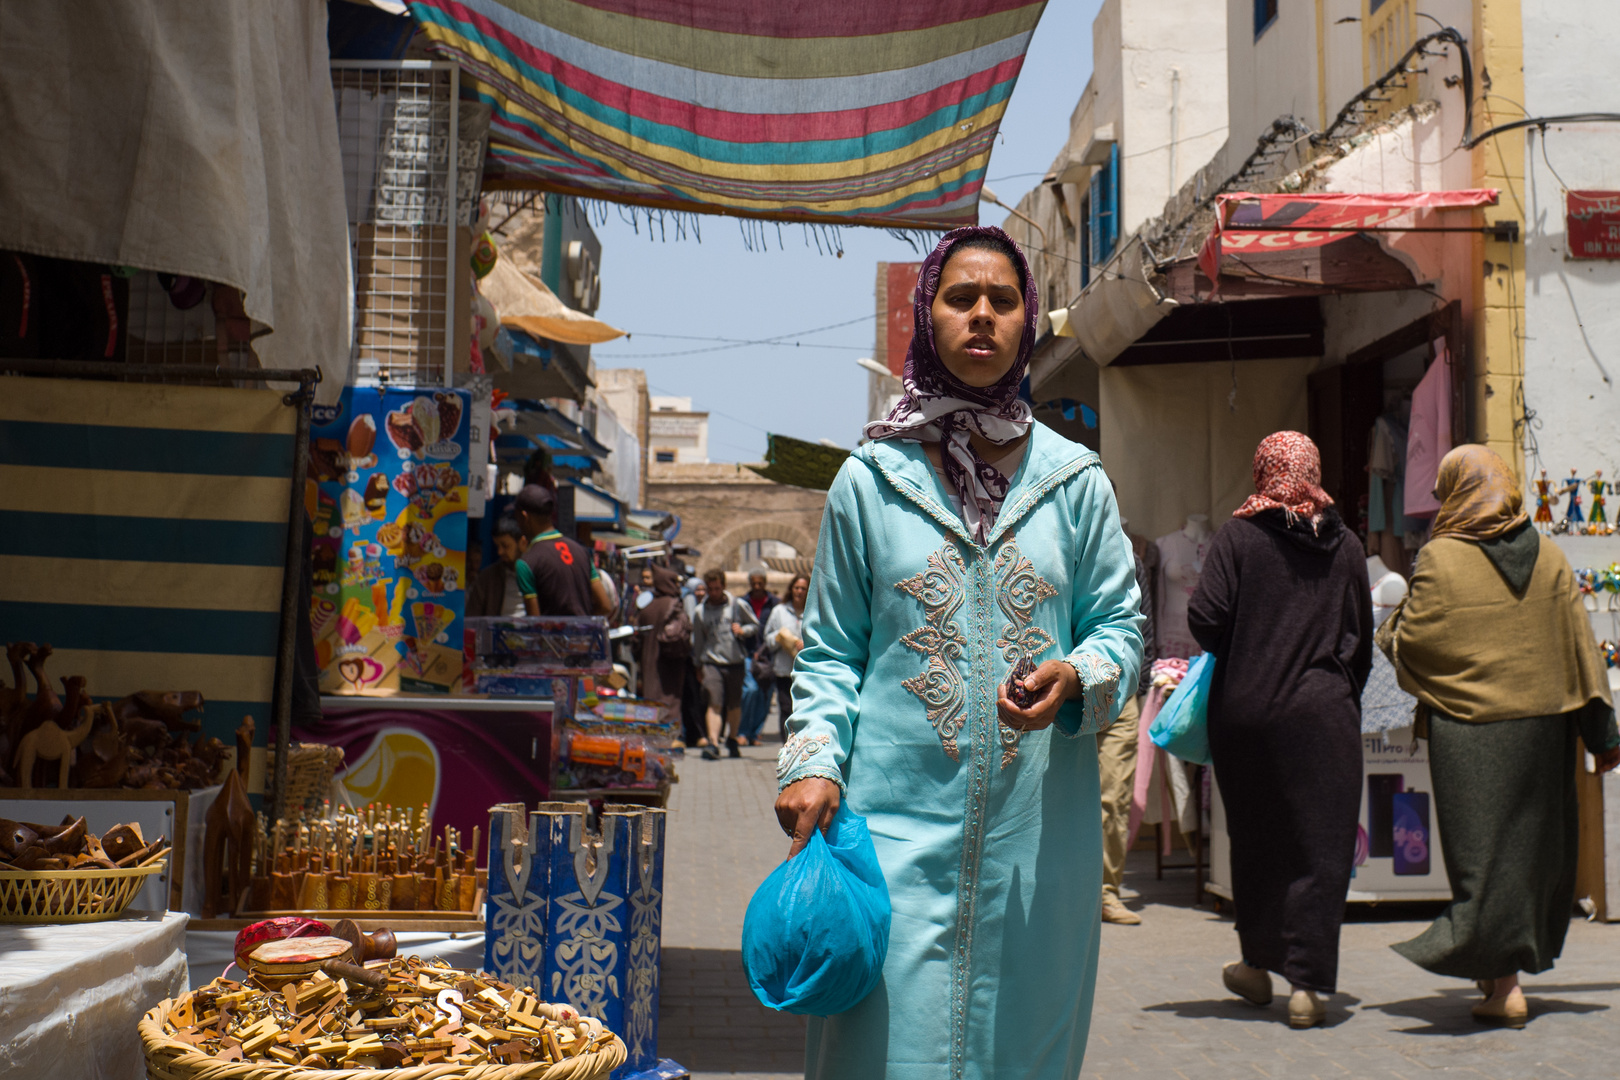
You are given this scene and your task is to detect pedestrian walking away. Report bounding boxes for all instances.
[738,569,781,746]
[1097,543,1154,926]
[763,573,809,742]
[774,226,1143,1080]
[1377,444,1620,1029]
[1187,431,1374,1029]
[693,567,758,759]
[636,563,691,713]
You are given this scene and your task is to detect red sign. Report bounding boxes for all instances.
[1197,189,1500,290]
[885,262,922,376]
[1567,191,1620,259]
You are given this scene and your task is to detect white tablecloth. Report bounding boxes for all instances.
[0,911,188,1080]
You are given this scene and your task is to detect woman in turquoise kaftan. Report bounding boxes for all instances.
[775,227,1144,1080]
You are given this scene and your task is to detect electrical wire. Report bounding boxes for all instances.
[600,340,872,358]
[646,382,776,436]
[1536,125,1574,192]
[596,313,877,359]
[1464,112,1620,150]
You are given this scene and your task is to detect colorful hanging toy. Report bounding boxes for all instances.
[1534,469,1555,532]
[470,231,498,279]
[1562,468,1585,526]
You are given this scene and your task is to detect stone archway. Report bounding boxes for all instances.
[706,519,818,573]
[646,460,827,578]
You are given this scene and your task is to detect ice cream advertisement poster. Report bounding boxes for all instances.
[308,386,472,693]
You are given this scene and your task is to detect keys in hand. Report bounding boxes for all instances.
[1005,655,1036,709]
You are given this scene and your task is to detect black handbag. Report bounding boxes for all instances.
[751,641,775,683]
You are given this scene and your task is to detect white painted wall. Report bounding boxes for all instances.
[1002,0,1226,326]
[1118,0,1228,234]
[1521,0,1620,485]
[1222,0,1473,180]
[648,399,709,464]
[1224,0,1321,178]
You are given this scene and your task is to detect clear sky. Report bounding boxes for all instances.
[587,1,1105,463]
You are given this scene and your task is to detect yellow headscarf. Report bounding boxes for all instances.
[1428,445,1530,543]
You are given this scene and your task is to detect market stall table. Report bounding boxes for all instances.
[0,911,188,1080]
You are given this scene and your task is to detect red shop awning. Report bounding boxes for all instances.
[1197,189,1499,290]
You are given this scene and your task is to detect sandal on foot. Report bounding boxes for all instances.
[1222,962,1273,1007]
[1472,987,1528,1029]
[1288,989,1325,1029]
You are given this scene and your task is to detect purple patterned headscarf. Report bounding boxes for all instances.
[863,226,1038,544]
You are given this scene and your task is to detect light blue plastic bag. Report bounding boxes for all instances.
[741,806,891,1016]
[1148,652,1214,765]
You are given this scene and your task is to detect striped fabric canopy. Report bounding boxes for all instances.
[0,376,294,753]
[406,0,1047,229]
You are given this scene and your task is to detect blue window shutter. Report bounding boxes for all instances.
[1104,143,1120,258]
[1088,172,1101,271]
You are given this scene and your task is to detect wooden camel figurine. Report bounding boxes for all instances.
[1,642,30,730]
[15,644,61,744]
[14,695,95,790]
[203,717,257,918]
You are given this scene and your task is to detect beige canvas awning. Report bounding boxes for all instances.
[480,257,625,346]
[1053,239,1180,367]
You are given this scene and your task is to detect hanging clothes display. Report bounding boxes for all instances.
[1404,343,1454,517]
[1129,660,1200,854]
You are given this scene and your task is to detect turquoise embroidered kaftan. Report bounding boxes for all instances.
[778,422,1144,1080]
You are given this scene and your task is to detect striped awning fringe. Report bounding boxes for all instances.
[405,0,1048,229]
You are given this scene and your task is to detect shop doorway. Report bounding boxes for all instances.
[1308,300,1466,571]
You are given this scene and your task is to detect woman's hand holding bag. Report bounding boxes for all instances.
[744,802,892,1017]
[1149,652,1214,764]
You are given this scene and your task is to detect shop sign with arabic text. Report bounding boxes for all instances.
[1567,191,1620,259]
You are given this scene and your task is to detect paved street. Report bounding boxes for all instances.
[658,741,1620,1080]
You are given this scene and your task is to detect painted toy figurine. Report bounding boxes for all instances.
[1534,469,1555,531]
[1589,470,1608,527]
[1561,468,1585,526]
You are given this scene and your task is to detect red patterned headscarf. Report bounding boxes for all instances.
[1233,431,1335,530]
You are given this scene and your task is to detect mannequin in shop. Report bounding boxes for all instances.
[1155,514,1213,660]
[1367,554,1408,625]
[1133,514,1212,869]
[1362,554,1416,734]
[1367,396,1413,573]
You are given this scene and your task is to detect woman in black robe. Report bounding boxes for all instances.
[1188,431,1373,1028]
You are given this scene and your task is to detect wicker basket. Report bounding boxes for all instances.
[138,998,627,1080]
[269,743,346,815]
[0,860,167,923]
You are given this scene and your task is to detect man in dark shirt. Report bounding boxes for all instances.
[512,484,611,616]
[466,515,528,617]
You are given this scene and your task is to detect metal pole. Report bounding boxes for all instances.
[0,359,320,384]
[269,379,315,825]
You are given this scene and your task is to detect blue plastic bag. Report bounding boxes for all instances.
[741,806,891,1016]
[1148,652,1214,765]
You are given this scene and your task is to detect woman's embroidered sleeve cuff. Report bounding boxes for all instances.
[776,731,846,792]
[1058,652,1123,738]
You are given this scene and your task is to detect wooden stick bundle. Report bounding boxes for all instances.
[246,803,480,914]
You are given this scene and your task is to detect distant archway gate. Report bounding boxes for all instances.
[707,520,817,574]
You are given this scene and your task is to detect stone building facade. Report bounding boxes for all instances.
[647,461,826,576]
